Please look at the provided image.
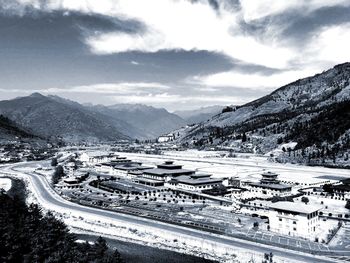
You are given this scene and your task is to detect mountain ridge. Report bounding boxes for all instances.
[0,94,129,143]
[0,93,188,142]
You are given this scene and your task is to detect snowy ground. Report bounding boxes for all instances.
[0,177,11,191]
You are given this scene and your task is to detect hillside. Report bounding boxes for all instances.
[88,104,186,139]
[174,105,223,124]
[48,96,146,140]
[177,62,350,167]
[0,114,38,142]
[0,93,129,143]
[0,93,187,142]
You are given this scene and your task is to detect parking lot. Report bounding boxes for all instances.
[329,223,350,252]
[243,228,330,252]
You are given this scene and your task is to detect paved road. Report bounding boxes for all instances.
[0,161,347,263]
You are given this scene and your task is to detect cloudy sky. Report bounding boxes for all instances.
[0,0,350,111]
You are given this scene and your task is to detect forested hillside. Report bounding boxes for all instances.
[176,63,350,167]
[0,115,38,141]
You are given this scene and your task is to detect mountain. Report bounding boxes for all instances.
[0,115,38,142]
[177,62,350,167]
[0,93,186,142]
[48,96,145,140]
[88,104,187,139]
[174,105,223,124]
[0,93,129,143]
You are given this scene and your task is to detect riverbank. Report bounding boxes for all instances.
[76,233,217,263]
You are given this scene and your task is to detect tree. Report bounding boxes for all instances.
[301,196,309,204]
[345,200,350,210]
[52,165,65,184]
[222,106,234,113]
[51,158,58,167]
[242,132,247,142]
[323,184,334,193]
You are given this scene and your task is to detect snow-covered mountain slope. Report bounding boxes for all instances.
[207,62,350,128]
[177,62,350,167]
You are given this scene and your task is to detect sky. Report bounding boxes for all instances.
[0,0,350,111]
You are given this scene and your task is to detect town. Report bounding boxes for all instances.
[19,146,347,262]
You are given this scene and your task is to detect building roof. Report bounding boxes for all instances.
[144,168,194,176]
[190,173,212,179]
[64,178,79,184]
[250,182,291,190]
[261,171,279,177]
[114,164,153,171]
[171,175,223,186]
[269,202,321,214]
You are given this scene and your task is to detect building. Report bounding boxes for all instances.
[249,171,291,196]
[79,152,116,164]
[142,161,194,181]
[95,156,140,175]
[226,176,241,188]
[268,201,321,239]
[158,134,175,143]
[167,173,223,191]
[113,163,152,177]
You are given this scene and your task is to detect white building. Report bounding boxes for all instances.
[167,174,223,191]
[268,202,321,240]
[79,153,115,165]
[158,134,175,143]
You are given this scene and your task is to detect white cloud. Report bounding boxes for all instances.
[9,0,350,70]
[309,23,350,64]
[110,93,250,110]
[192,68,319,90]
[84,0,293,68]
[43,82,170,95]
[239,0,350,21]
[11,0,295,68]
[5,0,350,110]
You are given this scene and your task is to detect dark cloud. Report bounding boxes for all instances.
[0,10,234,92]
[239,5,350,47]
[208,0,219,10]
[280,5,350,43]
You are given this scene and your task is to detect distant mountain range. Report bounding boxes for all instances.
[0,93,128,143]
[174,105,223,124]
[86,103,186,139]
[176,62,350,167]
[0,93,193,142]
